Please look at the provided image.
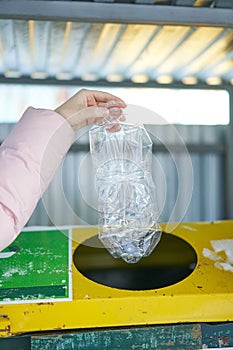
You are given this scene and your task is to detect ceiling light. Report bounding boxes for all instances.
[205,76,222,85]
[106,74,124,82]
[81,73,99,81]
[56,72,73,80]
[181,76,198,85]
[156,75,173,84]
[131,74,149,83]
[4,70,21,78]
[31,71,48,79]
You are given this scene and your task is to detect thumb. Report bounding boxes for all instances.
[66,106,110,131]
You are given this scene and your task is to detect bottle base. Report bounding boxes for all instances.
[99,227,162,263]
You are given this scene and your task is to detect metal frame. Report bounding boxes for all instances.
[0,75,232,91]
[225,86,233,219]
[0,1,232,27]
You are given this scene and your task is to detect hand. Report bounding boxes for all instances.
[55,89,126,132]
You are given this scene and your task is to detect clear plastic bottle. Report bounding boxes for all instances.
[89,103,162,263]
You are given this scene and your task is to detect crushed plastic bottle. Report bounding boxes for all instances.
[89,102,162,263]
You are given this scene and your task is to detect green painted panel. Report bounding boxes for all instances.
[0,228,71,303]
[201,323,233,348]
[31,324,202,350]
[0,336,30,350]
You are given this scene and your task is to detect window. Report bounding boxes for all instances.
[0,84,230,125]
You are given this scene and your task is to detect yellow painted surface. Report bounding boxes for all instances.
[1,220,233,336]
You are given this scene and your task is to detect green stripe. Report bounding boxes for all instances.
[0,285,66,300]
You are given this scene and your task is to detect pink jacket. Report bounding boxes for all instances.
[0,107,74,251]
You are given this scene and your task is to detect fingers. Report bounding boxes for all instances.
[79,88,126,108]
[107,123,121,133]
[91,90,127,108]
[67,104,126,132]
[55,88,126,132]
[119,114,126,122]
[67,106,109,131]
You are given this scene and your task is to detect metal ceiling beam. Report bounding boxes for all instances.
[0,75,231,91]
[0,1,232,27]
[215,0,233,8]
[225,86,233,219]
[175,0,196,5]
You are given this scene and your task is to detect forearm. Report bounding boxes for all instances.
[0,107,74,251]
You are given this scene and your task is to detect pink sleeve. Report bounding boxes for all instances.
[0,107,74,251]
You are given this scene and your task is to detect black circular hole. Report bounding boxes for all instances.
[73,232,197,290]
